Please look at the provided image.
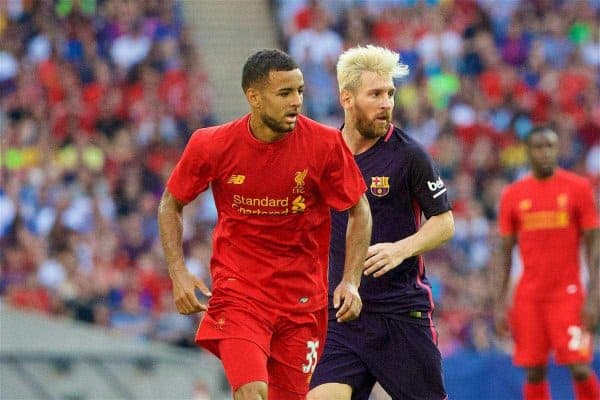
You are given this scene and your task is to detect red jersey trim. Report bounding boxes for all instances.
[383,123,394,142]
[411,199,437,342]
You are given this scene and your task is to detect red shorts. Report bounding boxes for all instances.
[195,296,327,396]
[510,296,594,366]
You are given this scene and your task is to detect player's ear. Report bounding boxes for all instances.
[340,89,353,110]
[246,87,261,109]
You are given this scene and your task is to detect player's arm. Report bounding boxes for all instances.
[582,228,600,332]
[364,210,454,277]
[158,190,211,314]
[334,193,372,323]
[492,234,517,337]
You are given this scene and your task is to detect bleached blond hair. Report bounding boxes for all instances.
[336,45,409,93]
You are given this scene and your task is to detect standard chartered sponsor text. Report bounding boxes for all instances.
[232,194,291,215]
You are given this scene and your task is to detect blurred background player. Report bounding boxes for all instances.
[158,49,372,400]
[494,126,600,400]
[308,45,454,400]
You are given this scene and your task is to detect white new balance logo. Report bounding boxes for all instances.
[427,178,447,199]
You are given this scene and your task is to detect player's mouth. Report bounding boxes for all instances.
[284,112,298,123]
[374,115,390,124]
[538,156,555,166]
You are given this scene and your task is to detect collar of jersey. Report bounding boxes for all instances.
[243,113,297,148]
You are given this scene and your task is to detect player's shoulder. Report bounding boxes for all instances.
[388,125,432,160]
[387,125,420,148]
[187,115,247,145]
[295,114,346,156]
[555,168,592,189]
[296,114,341,140]
[507,174,532,188]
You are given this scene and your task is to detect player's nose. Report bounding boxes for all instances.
[289,91,302,107]
[380,96,393,109]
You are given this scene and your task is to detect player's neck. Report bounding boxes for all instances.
[532,168,556,180]
[248,114,287,143]
[341,124,379,155]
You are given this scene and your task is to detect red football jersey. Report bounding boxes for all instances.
[498,169,599,301]
[167,114,366,312]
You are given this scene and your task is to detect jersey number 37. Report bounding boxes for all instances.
[302,340,320,374]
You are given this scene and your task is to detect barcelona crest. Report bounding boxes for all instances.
[370,176,390,197]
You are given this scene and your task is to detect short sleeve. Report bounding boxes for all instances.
[498,187,516,236]
[320,134,366,211]
[166,131,213,203]
[575,179,599,231]
[408,145,452,218]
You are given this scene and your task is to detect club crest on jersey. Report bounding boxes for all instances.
[293,169,308,194]
[370,176,390,197]
[557,193,568,208]
[519,199,532,211]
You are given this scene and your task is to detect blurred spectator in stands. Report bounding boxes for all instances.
[291,0,326,36]
[540,11,574,70]
[337,6,370,49]
[151,291,196,347]
[416,8,462,74]
[289,4,342,122]
[192,379,212,400]
[500,19,529,67]
[110,289,152,340]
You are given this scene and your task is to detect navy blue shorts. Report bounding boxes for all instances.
[309,312,447,400]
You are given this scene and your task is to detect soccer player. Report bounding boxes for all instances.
[494,126,600,400]
[308,45,454,400]
[157,49,372,400]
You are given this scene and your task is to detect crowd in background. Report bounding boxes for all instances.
[0,0,216,349]
[275,0,600,355]
[1,0,599,362]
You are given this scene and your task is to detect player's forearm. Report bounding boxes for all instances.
[397,211,454,258]
[343,195,372,286]
[158,190,188,277]
[493,236,516,305]
[584,229,600,301]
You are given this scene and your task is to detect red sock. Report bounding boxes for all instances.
[574,373,600,400]
[524,381,551,400]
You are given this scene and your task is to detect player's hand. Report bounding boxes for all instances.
[582,296,600,333]
[333,280,362,323]
[493,303,510,338]
[364,242,409,278]
[170,269,211,315]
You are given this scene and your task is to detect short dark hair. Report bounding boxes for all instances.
[241,49,299,92]
[523,126,555,144]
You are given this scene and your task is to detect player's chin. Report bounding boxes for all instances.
[376,119,391,131]
[537,165,555,177]
[278,119,297,132]
[370,120,390,136]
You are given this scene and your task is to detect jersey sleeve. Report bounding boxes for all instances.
[166,130,213,203]
[498,187,517,236]
[320,134,367,211]
[408,145,452,219]
[575,179,599,231]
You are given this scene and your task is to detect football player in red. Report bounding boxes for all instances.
[158,49,372,400]
[494,127,600,400]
